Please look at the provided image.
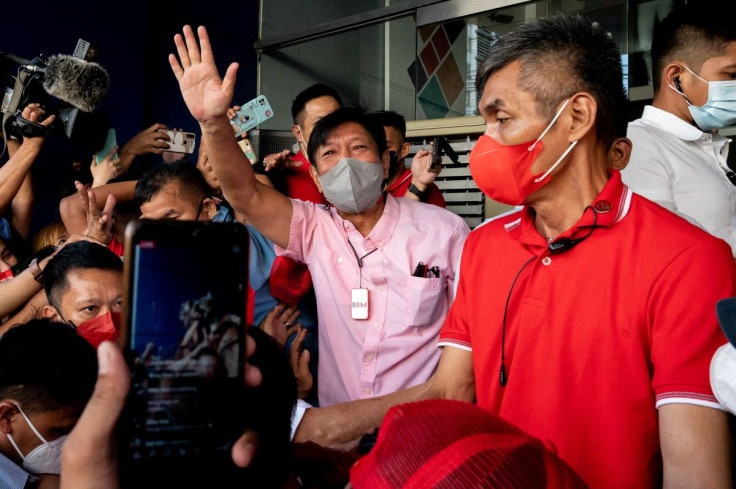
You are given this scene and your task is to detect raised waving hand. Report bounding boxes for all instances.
[169,25,238,123]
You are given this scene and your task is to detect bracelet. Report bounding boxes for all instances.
[28,258,44,284]
[407,183,430,201]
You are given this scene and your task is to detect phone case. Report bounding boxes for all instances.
[238,138,257,164]
[95,128,118,165]
[162,129,196,154]
[230,95,274,138]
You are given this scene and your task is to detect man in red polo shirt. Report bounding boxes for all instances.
[367,111,446,208]
[293,12,736,489]
[262,84,342,204]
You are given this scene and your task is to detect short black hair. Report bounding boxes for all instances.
[651,1,736,93]
[134,161,211,209]
[366,111,406,140]
[0,318,97,414]
[476,12,627,147]
[291,83,343,126]
[44,241,123,311]
[307,107,388,166]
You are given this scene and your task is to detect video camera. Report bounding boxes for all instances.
[0,39,110,151]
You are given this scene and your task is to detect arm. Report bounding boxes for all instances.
[90,146,123,188]
[405,147,442,203]
[659,404,732,488]
[117,123,171,175]
[0,267,44,318]
[10,172,33,239]
[60,181,135,235]
[169,25,293,248]
[293,345,475,447]
[0,104,53,215]
[0,289,46,335]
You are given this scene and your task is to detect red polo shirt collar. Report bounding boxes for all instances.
[507,170,633,252]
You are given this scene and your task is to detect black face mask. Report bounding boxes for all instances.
[385,151,401,184]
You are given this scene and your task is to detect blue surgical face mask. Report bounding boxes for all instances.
[669,65,736,131]
[318,157,384,214]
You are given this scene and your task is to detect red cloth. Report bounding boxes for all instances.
[107,236,124,257]
[350,399,587,489]
[284,151,326,204]
[439,171,736,488]
[269,255,312,305]
[386,169,446,208]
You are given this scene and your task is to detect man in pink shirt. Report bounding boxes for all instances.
[170,27,469,410]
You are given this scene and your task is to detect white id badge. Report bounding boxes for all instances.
[351,288,370,320]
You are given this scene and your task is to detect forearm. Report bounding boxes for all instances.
[11,173,34,239]
[60,181,136,235]
[0,143,40,214]
[0,289,46,336]
[200,118,292,247]
[293,381,434,447]
[0,269,44,318]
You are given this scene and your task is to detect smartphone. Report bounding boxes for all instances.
[237,137,257,164]
[230,95,273,138]
[95,128,118,165]
[159,129,196,154]
[430,136,460,169]
[120,219,250,487]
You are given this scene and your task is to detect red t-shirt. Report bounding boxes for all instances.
[283,151,326,204]
[386,169,446,208]
[439,171,736,488]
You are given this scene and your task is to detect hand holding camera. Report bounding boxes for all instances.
[17,103,55,149]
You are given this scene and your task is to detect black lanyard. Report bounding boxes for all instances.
[346,239,377,288]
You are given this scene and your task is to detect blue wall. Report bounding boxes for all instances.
[0,0,259,237]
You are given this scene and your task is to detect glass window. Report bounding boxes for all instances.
[258,15,418,130]
[258,0,632,128]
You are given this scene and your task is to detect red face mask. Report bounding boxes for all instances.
[0,269,13,283]
[468,98,577,206]
[75,311,121,348]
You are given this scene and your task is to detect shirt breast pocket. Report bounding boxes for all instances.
[405,276,446,327]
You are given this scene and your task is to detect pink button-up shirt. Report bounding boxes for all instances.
[279,195,469,406]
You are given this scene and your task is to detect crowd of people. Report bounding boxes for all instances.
[1,1,736,487]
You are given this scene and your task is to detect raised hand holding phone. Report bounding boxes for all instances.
[95,128,118,165]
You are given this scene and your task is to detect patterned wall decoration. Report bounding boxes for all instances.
[408,20,466,119]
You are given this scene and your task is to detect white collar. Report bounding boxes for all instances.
[641,105,716,142]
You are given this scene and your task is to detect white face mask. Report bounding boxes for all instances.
[318,157,384,214]
[668,65,736,131]
[6,404,67,475]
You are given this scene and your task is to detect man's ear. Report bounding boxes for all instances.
[381,150,391,178]
[397,141,411,161]
[308,165,323,194]
[568,93,597,143]
[0,401,19,435]
[662,63,687,93]
[42,305,61,321]
[292,124,304,144]
[202,197,218,221]
[607,137,632,170]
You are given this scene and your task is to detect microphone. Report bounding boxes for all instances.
[41,55,109,112]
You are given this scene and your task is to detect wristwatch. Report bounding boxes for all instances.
[407,183,430,201]
[28,258,44,283]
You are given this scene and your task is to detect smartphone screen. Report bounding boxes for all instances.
[120,220,249,486]
[95,128,118,165]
